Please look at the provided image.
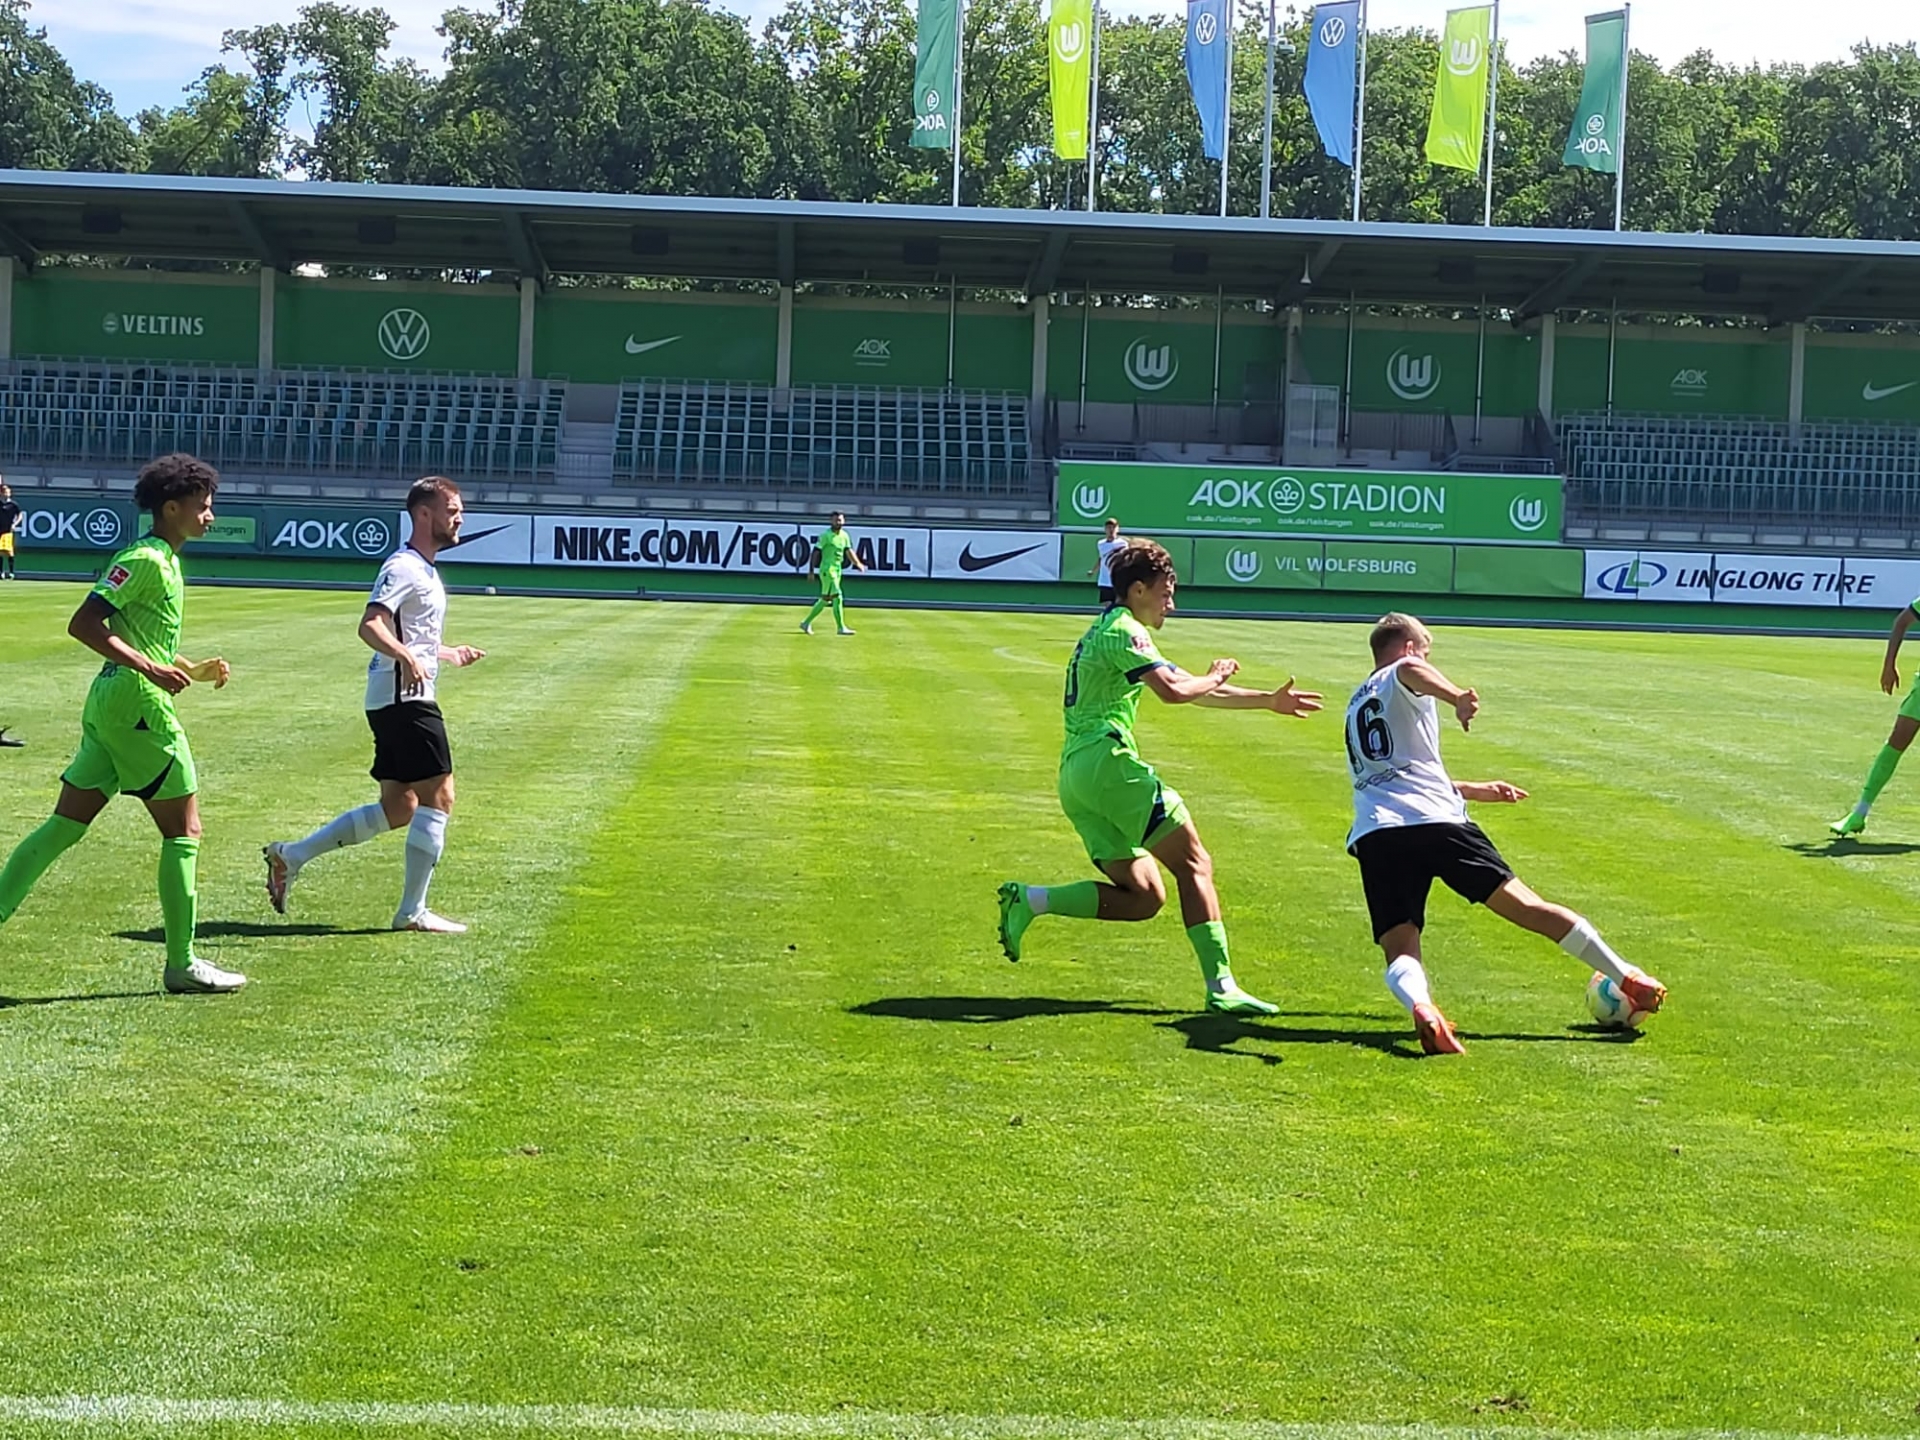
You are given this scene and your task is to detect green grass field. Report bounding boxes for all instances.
[2,581,1919,1439]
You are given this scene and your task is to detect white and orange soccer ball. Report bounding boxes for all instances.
[1586,972,1653,1030]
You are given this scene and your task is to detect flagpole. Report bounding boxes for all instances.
[1613,3,1631,231]
[1481,0,1499,226]
[1351,0,1368,221]
[1219,10,1233,217]
[950,0,965,206]
[1087,0,1103,212]
[1260,0,1278,218]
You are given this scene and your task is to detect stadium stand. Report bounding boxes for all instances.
[1560,412,1920,530]
[613,381,1038,497]
[0,359,564,485]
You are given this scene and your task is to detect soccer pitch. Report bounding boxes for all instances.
[1,585,1918,1439]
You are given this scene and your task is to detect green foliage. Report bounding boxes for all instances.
[0,0,138,172]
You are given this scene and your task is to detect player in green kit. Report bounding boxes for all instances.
[0,454,243,994]
[800,512,867,635]
[1831,595,1920,836]
[997,540,1323,1014]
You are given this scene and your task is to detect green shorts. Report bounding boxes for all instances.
[1057,739,1190,865]
[1900,683,1920,725]
[818,568,843,599]
[62,700,198,803]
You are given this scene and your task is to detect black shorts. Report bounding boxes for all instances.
[1097,585,1117,605]
[1351,821,1514,941]
[367,701,454,784]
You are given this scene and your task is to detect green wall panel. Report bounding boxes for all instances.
[533,292,776,384]
[15,273,257,365]
[1046,308,1282,405]
[1554,328,1789,417]
[792,305,951,388]
[1452,543,1584,597]
[1804,336,1920,422]
[275,282,518,373]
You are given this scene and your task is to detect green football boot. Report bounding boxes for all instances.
[996,881,1034,962]
[1206,982,1279,1017]
[1829,811,1867,838]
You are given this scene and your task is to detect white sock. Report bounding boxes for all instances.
[1026,885,1050,915]
[283,804,390,871]
[1558,915,1637,983]
[1384,955,1433,1015]
[398,807,449,920]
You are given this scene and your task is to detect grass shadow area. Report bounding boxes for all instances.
[1784,838,1920,857]
[0,990,163,1009]
[114,921,394,944]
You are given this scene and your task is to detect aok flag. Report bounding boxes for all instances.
[913,0,959,149]
[1184,0,1230,162]
[1424,5,1493,173]
[1563,9,1627,173]
[1050,0,1094,159]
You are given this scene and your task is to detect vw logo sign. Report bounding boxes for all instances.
[1319,16,1346,47]
[1072,483,1109,520]
[353,517,393,556]
[1508,496,1547,533]
[377,308,432,362]
[1195,11,1218,44]
[84,508,123,547]
[1271,478,1306,515]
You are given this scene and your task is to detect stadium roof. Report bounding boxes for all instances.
[3,169,1919,326]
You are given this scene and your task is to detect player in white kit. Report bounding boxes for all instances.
[1344,614,1666,1054]
[263,477,486,932]
[1089,517,1126,606]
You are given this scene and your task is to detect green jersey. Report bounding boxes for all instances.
[88,534,185,722]
[1061,606,1172,759]
[817,529,855,574]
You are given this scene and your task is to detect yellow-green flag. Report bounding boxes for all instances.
[1049,0,1094,160]
[1425,6,1493,172]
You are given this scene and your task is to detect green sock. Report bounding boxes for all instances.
[158,836,199,970]
[1041,881,1101,919]
[1857,745,1904,812]
[803,596,829,626]
[1186,920,1233,989]
[832,595,847,629]
[0,815,89,923]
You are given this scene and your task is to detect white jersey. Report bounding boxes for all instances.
[1096,538,1126,586]
[1344,658,1467,847]
[363,546,447,711]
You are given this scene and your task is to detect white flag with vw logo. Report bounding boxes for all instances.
[1050,0,1094,159]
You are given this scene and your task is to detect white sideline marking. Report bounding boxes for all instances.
[992,646,1059,672]
[0,1396,1868,1440]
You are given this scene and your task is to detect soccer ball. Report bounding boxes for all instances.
[1586,971,1650,1030]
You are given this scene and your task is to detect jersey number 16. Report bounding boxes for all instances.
[1345,696,1393,774]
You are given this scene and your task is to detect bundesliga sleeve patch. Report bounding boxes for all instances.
[105,565,132,589]
[1129,632,1155,654]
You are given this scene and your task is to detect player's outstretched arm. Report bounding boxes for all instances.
[1455,780,1528,803]
[1881,607,1915,694]
[67,595,191,694]
[1194,675,1324,716]
[1142,658,1240,705]
[1398,655,1479,731]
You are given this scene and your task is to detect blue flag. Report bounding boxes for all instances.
[1303,0,1361,167]
[1185,0,1229,162]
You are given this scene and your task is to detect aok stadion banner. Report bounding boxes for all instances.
[1584,550,1920,608]
[1058,461,1563,544]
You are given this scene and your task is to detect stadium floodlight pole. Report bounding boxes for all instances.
[1352,0,1369,221]
[1614,3,1631,231]
[1259,0,1277,218]
[1087,0,1103,212]
[1481,0,1500,227]
[950,0,965,206]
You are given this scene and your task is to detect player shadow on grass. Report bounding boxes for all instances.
[851,996,1188,1024]
[1784,838,1920,857]
[113,920,395,943]
[0,990,163,1009]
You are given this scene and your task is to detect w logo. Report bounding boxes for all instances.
[1319,16,1346,47]
[1071,484,1109,519]
[1386,349,1441,402]
[1124,339,1179,391]
[1225,548,1262,583]
[1508,496,1547,533]
[1194,11,1218,44]
[1446,37,1482,76]
[1054,21,1086,61]
[377,308,432,362]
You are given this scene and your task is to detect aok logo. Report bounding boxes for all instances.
[1670,368,1710,396]
[1386,349,1442,402]
[1071,483,1109,519]
[1508,495,1547,533]
[1188,476,1272,511]
[378,308,432,362]
[1573,113,1613,157]
[1124,340,1179,391]
[853,339,892,367]
[1596,559,1668,595]
[1272,477,1307,514]
[1446,37,1482,76]
[353,518,393,555]
[21,509,121,545]
[1193,10,1219,44]
[1225,548,1262,583]
[85,508,123,546]
[1053,20,1086,61]
[916,89,946,132]
[271,517,391,553]
[1319,15,1347,46]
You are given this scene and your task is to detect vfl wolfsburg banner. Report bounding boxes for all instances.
[1563,9,1626,173]
[1049,0,1094,159]
[1056,461,1562,544]
[1424,5,1493,173]
[913,0,959,149]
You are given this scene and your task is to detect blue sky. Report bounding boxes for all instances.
[38,0,1913,119]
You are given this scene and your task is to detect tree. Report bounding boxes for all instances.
[0,0,139,172]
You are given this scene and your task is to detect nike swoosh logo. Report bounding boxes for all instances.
[959,542,1044,572]
[625,335,682,356]
[448,524,512,550]
[1863,381,1918,402]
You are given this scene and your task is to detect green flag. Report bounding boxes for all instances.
[1424,6,1493,173]
[1563,10,1626,173]
[1049,0,1094,160]
[912,0,959,150]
